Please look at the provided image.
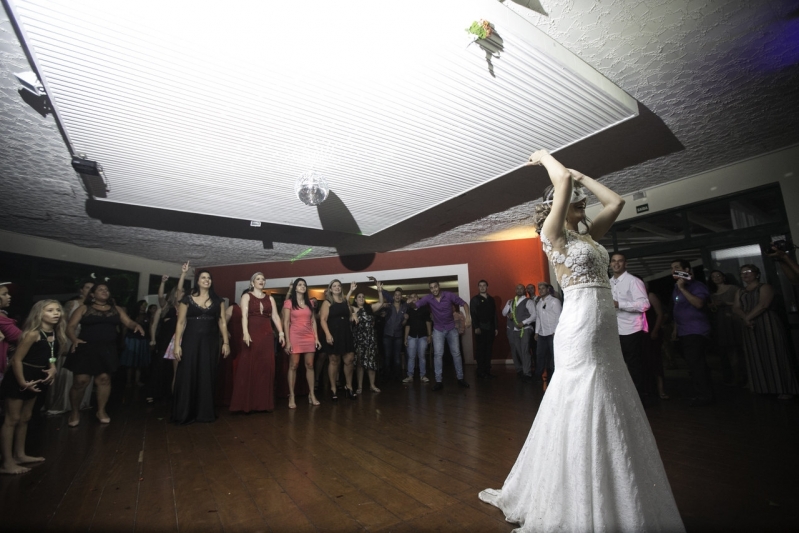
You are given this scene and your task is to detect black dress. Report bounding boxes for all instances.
[172,295,221,424]
[323,300,354,356]
[64,306,121,376]
[146,306,178,400]
[1,332,54,401]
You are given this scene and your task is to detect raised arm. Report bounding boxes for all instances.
[567,169,624,241]
[158,274,169,308]
[369,281,385,313]
[529,150,573,247]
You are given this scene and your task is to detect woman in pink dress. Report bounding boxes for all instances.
[230,273,285,413]
[283,278,322,408]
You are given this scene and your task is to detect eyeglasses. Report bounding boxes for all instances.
[741,270,754,274]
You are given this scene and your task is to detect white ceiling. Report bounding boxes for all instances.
[1,0,798,266]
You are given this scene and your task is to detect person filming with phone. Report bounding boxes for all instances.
[671,259,714,406]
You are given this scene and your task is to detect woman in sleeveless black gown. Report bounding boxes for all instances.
[320,280,356,400]
[66,283,144,426]
[172,270,230,424]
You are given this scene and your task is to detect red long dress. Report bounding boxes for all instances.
[229,295,275,412]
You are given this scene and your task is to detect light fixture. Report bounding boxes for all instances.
[71,155,109,198]
[295,171,329,207]
[14,71,43,96]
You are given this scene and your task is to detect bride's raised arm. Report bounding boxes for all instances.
[567,169,625,241]
[529,150,572,247]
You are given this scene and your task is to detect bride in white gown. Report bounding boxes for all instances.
[479,150,685,532]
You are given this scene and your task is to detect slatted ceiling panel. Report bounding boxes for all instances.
[11,0,637,236]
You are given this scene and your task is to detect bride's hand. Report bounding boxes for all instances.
[528,149,549,166]
[568,168,586,182]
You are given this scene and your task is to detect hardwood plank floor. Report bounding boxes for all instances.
[2,365,798,532]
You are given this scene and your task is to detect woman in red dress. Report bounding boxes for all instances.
[283,278,322,408]
[230,273,285,413]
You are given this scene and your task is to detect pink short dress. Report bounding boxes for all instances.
[283,300,316,354]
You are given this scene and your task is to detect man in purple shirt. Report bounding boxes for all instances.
[408,280,471,390]
[671,259,714,406]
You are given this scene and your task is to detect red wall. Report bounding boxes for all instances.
[204,238,549,361]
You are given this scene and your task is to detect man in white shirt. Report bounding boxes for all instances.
[535,283,562,385]
[502,284,537,381]
[610,253,651,403]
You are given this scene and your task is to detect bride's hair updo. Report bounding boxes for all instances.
[533,184,592,234]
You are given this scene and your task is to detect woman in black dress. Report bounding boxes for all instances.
[145,263,189,403]
[351,282,384,395]
[66,284,144,427]
[172,270,230,424]
[1,300,62,474]
[320,280,356,400]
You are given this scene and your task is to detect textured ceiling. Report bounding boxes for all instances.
[1,0,798,267]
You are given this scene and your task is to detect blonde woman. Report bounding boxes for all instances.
[1,300,64,474]
[320,280,356,400]
[230,272,285,412]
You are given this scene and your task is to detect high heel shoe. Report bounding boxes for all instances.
[345,387,356,400]
[308,395,321,406]
[288,395,297,409]
[331,390,338,402]
[370,386,381,393]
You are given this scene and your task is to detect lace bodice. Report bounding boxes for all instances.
[541,230,611,289]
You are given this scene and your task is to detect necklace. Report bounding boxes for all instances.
[41,330,56,364]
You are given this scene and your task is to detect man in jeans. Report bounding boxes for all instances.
[403,304,432,383]
[408,280,471,391]
[671,259,714,406]
[380,287,408,380]
[535,283,562,386]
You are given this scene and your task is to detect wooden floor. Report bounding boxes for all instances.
[2,365,798,532]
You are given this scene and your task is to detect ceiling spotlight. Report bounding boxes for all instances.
[71,155,109,198]
[15,71,51,116]
[15,71,44,96]
[295,171,329,206]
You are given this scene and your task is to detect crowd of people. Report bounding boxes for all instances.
[0,167,798,483]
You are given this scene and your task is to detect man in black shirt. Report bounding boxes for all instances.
[403,305,432,383]
[470,280,498,379]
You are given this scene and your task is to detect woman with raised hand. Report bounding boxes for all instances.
[66,283,144,426]
[283,278,322,408]
[146,263,188,403]
[0,300,63,474]
[479,150,685,532]
[173,270,230,424]
[351,281,384,395]
[320,280,357,401]
[230,272,284,413]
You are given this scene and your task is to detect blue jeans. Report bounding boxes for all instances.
[383,335,403,377]
[432,327,464,382]
[406,336,428,378]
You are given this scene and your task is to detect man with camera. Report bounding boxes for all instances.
[766,239,799,286]
[671,260,714,406]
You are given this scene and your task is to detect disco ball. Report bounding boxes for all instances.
[294,171,330,206]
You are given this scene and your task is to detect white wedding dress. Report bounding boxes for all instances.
[479,230,685,532]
